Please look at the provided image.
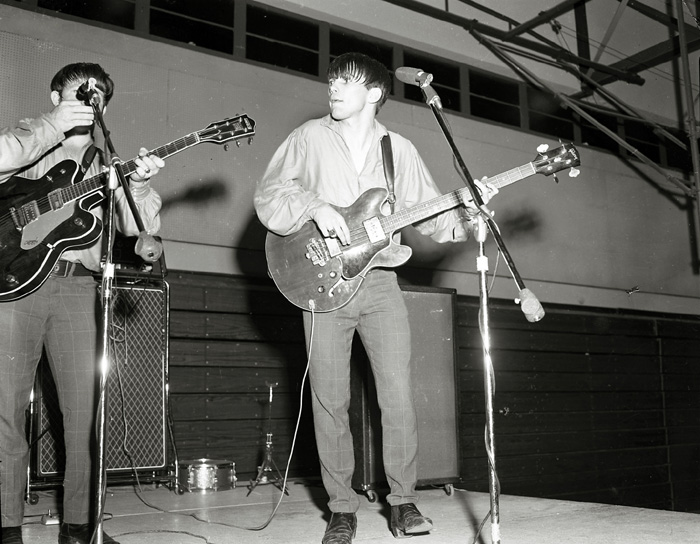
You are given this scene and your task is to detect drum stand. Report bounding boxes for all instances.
[247,381,289,496]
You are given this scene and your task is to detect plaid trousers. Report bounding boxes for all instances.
[303,270,419,513]
[0,275,98,527]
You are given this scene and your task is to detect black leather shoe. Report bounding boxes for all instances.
[58,523,119,544]
[322,512,357,544]
[1,526,24,544]
[390,503,433,538]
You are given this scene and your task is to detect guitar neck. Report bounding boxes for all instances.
[382,161,536,231]
[64,132,202,202]
[118,132,200,177]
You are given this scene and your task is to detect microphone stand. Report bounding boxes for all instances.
[415,82,545,544]
[88,91,154,544]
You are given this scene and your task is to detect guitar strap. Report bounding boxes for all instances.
[380,134,396,213]
[74,144,98,183]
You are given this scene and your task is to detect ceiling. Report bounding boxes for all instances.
[382,0,700,196]
[383,0,700,94]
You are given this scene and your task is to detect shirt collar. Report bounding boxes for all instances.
[321,114,389,142]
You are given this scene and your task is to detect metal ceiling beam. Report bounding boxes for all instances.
[502,0,591,40]
[591,34,700,86]
[381,0,645,85]
[590,0,700,84]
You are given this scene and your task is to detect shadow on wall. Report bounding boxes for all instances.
[160,178,229,214]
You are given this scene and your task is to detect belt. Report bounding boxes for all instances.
[49,260,95,278]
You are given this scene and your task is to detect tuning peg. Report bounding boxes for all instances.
[537,143,549,153]
[224,144,229,151]
[552,173,559,183]
[248,137,254,145]
[569,167,580,178]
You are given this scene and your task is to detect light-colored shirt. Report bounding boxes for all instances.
[0,114,162,272]
[254,115,467,243]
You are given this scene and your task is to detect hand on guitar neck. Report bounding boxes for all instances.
[130,147,165,182]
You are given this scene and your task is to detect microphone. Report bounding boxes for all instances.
[518,288,545,323]
[76,77,101,106]
[135,232,163,263]
[395,66,434,88]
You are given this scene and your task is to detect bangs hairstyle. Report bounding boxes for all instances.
[328,52,392,111]
[50,62,115,105]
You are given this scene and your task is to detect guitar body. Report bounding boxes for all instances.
[265,188,412,312]
[0,160,103,302]
[264,143,582,312]
[0,114,257,303]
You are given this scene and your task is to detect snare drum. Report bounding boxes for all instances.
[179,458,236,493]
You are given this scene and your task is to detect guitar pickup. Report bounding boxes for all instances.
[363,216,385,244]
[47,189,65,210]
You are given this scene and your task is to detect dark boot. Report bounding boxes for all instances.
[58,523,119,544]
[322,512,357,544]
[1,526,24,544]
[390,503,433,538]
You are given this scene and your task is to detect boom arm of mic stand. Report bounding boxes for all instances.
[420,84,544,323]
[92,105,162,264]
[92,105,148,233]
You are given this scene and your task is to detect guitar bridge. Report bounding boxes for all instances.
[9,201,41,230]
[305,237,341,266]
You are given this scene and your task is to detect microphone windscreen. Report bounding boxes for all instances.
[395,66,422,85]
[135,234,163,263]
[519,288,545,323]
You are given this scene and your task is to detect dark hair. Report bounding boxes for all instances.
[50,62,115,104]
[328,52,392,111]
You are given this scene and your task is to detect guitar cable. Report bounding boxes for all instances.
[116,311,315,539]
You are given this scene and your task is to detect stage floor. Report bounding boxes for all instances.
[20,478,699,543]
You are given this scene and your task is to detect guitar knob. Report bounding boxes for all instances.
[5,274,18,285]
[317,285,325,293]
[74,218,85,227]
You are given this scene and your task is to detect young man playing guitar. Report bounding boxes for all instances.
[255,52,495,543]
[0,62,163,544]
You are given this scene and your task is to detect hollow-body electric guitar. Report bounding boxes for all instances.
[0,114,255,302]
[265,143,580,312]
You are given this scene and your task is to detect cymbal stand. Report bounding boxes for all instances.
[247,381,289,496]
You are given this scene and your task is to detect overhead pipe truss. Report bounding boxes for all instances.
[383,0,700,256]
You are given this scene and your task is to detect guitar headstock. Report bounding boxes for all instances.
[533,143,581,179]
[198,114,256,147]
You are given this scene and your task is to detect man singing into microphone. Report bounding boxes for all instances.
[0,62,163,544]
[255,52,496,543]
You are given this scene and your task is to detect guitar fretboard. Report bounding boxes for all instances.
[61,133,201,203]
[381,162,536,232]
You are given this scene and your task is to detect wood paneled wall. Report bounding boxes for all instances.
[166,270,700,512]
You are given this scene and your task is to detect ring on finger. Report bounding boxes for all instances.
[328,228,336,237]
